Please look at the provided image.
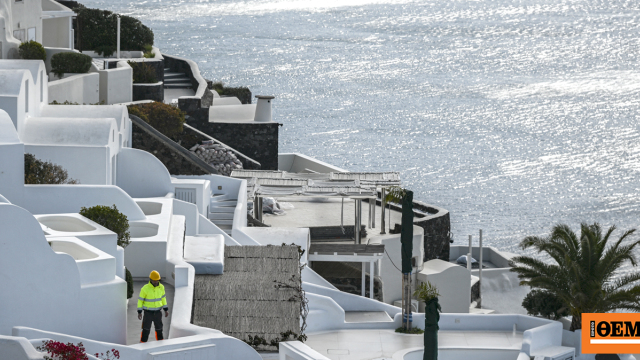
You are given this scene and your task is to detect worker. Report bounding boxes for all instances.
[137,270,169,342]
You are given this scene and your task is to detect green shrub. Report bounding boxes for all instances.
[126,105,148,122]
[79,205,130,248]
[522,290,569,320]
[51,52,92,77]
[127,61,158,84]
[125,267,134,299]
[76,8,153,55]
[209,82,252,104]
[24,153,78,184]
[19,41,46,61]
[142,44,155,58]
[127,102,185,138]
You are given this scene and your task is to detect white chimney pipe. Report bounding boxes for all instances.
[254,95,274,122]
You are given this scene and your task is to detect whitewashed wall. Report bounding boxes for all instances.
[42,17,71,49]
[94,61,132,104]
[0,110,24,205]
[0,203,126,344]
[417,259,471,313]
[0,0,22,59]
[373,226,424,304]
[10,0,42,43]
[48,73,99,104]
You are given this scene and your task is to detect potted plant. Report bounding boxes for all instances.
[414,281,441,360]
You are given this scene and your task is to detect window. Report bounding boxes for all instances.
[27,28,35,42]
[13,30,25,43]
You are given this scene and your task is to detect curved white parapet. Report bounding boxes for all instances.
[0,334,49,360]
[22,185,146,221]
[304,282,402,315]
[47,237,116,286]
[117,148,173,199]
[0,204,126,344]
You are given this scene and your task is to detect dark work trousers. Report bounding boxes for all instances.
[140,310,164,342]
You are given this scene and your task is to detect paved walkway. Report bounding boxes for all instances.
[305,329,523,360]
[126,281,174,345]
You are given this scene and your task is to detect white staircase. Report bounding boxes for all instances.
[208,193,238,235]
[163,68,193,89]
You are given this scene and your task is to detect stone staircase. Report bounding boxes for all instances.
[208,193,238,235]
[163,68,193,89]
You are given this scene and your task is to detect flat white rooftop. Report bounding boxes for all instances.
[262,198,403,243]
[305,329,523,360]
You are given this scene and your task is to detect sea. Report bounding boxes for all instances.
[82,0,640,265]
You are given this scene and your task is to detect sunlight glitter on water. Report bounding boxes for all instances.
[84,0,640,264]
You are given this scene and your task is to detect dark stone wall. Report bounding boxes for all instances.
[132,83,163,102]
[132,122,209,176]
[311,261,382,301]
[376,198,452,262]
[179,125,261,170]
[186,115,280,170]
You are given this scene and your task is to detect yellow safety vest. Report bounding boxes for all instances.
[137,282,168,312]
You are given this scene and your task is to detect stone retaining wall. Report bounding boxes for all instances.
[373,197,451,262]
[132,82,163,102]
[186,113,280,170]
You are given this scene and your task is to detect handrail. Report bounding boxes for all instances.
[129,114,219,175]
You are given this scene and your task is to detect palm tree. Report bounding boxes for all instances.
[511,223,640,331]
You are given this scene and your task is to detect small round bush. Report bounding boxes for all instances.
[19,41,46,61]
[128,61,158,84]
[125,267,134,299]
[522,290,568,320]
[24,153,78,184]
[79,205,130,248]
[51,52,93,77]
[127,102,185,138]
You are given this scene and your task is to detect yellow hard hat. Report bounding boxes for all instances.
[149,270,161,281]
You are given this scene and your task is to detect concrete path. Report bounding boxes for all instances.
[126,281,174,345]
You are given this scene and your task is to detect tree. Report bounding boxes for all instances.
[511,223,640,331]
[24,153,78,184]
